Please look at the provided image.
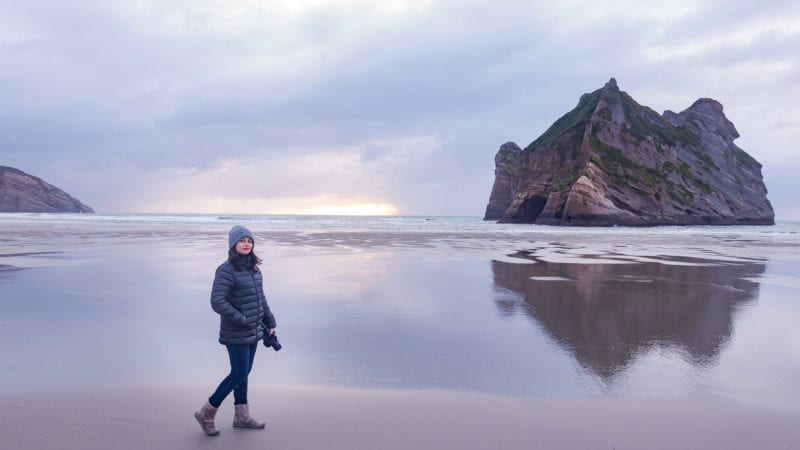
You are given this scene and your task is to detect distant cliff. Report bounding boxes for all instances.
[484,79,774,226]
[0,166,94,213]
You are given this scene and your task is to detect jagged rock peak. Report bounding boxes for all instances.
[687,97,724,112]
[681,98,739,143]
[483,79,774,226]
[499,141,522,154]
[0,166,94,213]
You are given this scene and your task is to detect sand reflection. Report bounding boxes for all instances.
[492,254,765,381]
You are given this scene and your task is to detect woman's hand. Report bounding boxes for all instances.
[268,328,276,336]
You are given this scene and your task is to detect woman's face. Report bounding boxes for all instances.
[235,237,253,255]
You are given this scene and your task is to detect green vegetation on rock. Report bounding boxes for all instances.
[619,91,719,171]
[732,146,761,169]
[675,161,713,194]
[597,106,612,121]
[552,172,579,192]
[678,162,692,179]
[588,135,666,192]
[526,89,603,150]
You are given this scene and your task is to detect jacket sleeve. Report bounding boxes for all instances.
[260,287,277,329]
[210,265,247,326]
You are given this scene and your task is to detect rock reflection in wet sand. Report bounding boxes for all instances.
[492,254,765,381]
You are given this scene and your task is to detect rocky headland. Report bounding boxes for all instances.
[484,79,774,226]
[0,166,94,213]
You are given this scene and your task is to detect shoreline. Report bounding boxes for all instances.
[3,224,800,266]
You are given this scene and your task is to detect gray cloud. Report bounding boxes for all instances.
[1,0,798,217]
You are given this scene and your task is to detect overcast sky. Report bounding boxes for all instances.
[1,0,798,217]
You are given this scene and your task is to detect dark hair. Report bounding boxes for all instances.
[228,247,262,271]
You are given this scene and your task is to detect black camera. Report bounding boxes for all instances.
[263,331,282,351]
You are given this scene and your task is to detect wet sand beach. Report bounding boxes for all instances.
[2,386,798,450]
[1,216,800,449]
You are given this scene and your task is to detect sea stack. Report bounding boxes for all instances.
[0,166,94,213]
[484,79,774,226]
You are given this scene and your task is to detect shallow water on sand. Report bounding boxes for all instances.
[1,219,799,418]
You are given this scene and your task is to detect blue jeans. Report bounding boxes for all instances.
[209,343,257,407]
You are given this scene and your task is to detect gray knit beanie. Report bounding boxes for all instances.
[228,225,255,249]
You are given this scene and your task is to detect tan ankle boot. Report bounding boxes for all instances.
[194,401,220,436]
[233,404,266,429]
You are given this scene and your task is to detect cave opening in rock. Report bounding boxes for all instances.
[517,195,548,222]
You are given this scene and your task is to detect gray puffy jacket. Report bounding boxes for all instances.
[210,261,277,345]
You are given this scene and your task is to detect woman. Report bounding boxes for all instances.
[194,225,277,436]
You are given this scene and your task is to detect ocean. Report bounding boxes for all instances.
[2,211,800,234]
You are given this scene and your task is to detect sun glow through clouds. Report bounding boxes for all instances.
[302,202,398,216]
